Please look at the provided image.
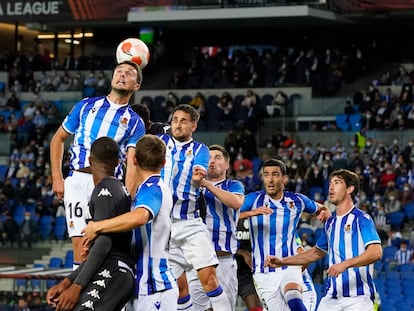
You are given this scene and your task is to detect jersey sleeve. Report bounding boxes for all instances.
[134,183,162,221]
[315,229,329,254]
[126,117,145,149]
[61,99,85,134]
[297,193,318,214]
[240,192,256,212]
[229,180,245,196]
[193,143,210,173]
[358,213,381,247]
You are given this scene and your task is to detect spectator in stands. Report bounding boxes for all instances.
[384,184,401,215]
[217,91,234,128]
[189,91,206,120]
[5,92,20,111]
[400,182,414,206]
[95,70,110,96]
[3,211,20,247]
[271,90,288,117]
[393,66,411,85]
[394,240,413,265]
[19,211,39,248]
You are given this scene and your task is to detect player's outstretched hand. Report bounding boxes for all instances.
[264,255,283,268]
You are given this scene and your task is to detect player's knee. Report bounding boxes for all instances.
[198,266,219,292]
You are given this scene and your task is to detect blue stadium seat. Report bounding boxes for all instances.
[403,202,414,219]
[13,203,26,226]
[386,211,405,229]
[0,165,8,182]
[180,95,192,104]
[399,263,414,272]
[39,215,53,240]
[382,245,398,262]
[53,216,67,241]
[335,113,350,131]
[64,250,74,268]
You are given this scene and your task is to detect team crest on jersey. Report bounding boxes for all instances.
[344,224,352,234]
[285,197,295,209]
[120,117,128,124]
[186,149,193,157]
[69,221,74,229]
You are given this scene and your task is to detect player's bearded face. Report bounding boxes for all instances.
[111,65,139,95]
[263,166,285,199]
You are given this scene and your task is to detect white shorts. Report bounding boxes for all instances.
[317,295,374,311]
[64,171,94,238]
[303,288,317,311]
[168,218,219,277]
[133,287,179,311]
[253,266,304,311]
[188,255,238,311]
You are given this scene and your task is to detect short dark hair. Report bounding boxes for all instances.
[135,134,166,171]
[115,60,143,84]
[131,103,150,130]
[90,136,119,167]
[262,159,287,175]
[329,169,360,198]
[173,104,200,123]
[209,144,230,163]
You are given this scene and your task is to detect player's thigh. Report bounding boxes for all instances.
[236,255,257,299]
[64,173,94,237]
[133,287,179,311]
[74,265,135,311]
[340,296,374,311]
[253,272,290,311]
[181,229,218,270]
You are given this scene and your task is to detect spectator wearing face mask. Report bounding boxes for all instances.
[394,240,413,265]
[384,188,401,215]
[400,182,414,206]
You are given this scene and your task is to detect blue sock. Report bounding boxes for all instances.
[285,289,307,311]
[177,295,193,310]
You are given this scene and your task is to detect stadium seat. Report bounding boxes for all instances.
[309,186,323,201]
[39,215,53,240]
[382,246,398,263]
[399,263,414,272]
[403,202,414,219]
[386,211,405,229]
[335,113,349,131]
[30,263,45,292]
[64,250,74,268]
[180,95,192,104]
[13,203,26,226]
[0,165,8,182]
[53,216,67,241]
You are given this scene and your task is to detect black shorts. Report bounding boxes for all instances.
[74,260,135,311]
[236,254,257,299]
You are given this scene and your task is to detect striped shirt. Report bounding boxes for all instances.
[133,175,177,296]
[159,135,210,221]
[203,179,245,254]
[394,249,413,265]
[316,207,381,300]
[62,96,145,178]
[240,190,318,273]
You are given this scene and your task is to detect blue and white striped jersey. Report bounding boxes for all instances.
[240,190,318,273]
[132,175,177,296]
[203,179,245,254]
[62,96,145,178]
[159,135,210,220]
[315,207,381,300]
